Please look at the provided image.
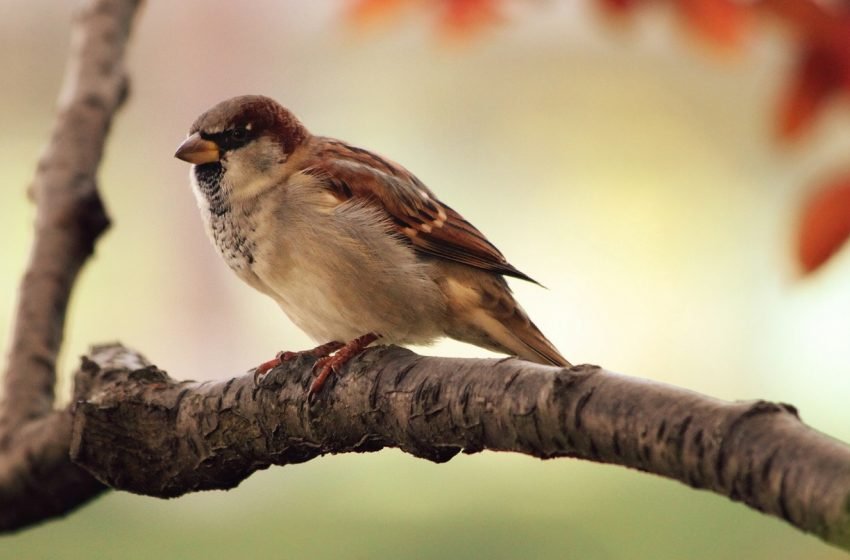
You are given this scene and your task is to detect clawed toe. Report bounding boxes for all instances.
[306,333,379,395]
[251,356,282,386]
[251,334,378,395]
[309,358,336,396]
[251,341,346,388]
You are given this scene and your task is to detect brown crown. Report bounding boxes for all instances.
[189,95,308,154]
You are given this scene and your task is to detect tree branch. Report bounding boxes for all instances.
[0,0,141,531]
[61,343,850,551]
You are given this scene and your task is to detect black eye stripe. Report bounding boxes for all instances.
[202,126,253,151]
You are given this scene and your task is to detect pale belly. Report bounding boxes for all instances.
[249,202,448,345]
[197,172,448,346]
[255,241,445,345]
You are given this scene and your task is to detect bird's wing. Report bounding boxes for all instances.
[304,138,538,284]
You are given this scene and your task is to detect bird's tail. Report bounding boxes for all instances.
[491,303,571,367]
[441,271,571,368]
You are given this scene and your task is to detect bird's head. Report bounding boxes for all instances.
[175,95,308,202]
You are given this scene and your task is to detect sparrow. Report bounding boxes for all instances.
[174,95,570,394]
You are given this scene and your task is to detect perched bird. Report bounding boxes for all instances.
[174,95,570,393]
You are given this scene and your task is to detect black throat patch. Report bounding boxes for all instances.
[193,162,255,270]
[194,163,229,217]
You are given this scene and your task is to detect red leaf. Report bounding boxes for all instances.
[757,0,834,36]
[778,40,848,139]
[347,0,407,26]
[597,0,642,15]
[676,0,751,49]
[438,0,502,37]
[762,0,850,138]
[798,176,850,273]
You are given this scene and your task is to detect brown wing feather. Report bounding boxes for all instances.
[306,138,539,284]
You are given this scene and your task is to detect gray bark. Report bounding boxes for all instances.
[0,0,140,531]
[63,343,850,551]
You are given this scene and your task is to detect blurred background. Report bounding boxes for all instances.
[2,0,850,558]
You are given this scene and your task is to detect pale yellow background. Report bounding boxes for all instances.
[2,1,849,558]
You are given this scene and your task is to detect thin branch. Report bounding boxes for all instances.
[62,343,850,551]
[0,0,141,530]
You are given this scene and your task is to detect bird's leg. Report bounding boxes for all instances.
[252,340,345,385]
[310,332,380,395]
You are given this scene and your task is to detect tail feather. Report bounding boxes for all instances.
[439,270,571,367]
[506,315,571,367]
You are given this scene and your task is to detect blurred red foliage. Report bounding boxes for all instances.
[440,0,503,36]
[347,0,406,26]
[676,0,750,48]
[765,0,850,139]
[798,176,850,273]
[346,0,850,272]
[348,0,849,122]
[598,0,641,14]
[778,38,848,139]
[595,0,850,139]
[348,0,502,36]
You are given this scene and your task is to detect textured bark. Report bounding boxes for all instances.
[0,0,141,532]
[62,343,850,550]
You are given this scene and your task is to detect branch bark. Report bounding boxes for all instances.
[61,343,850,551]
[0,0,141,531]
[2,0,850,554]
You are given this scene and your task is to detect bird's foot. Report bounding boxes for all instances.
[252,340,345,386]
[309,333,379,395]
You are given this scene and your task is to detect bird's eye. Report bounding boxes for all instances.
[230,128,247,141]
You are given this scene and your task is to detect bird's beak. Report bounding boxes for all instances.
[174,132,220,164]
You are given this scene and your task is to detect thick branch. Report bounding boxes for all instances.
[61,343,850,550]
[0,0,141,530]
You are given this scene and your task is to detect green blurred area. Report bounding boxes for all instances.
[4,452,840,559]
[2,1,849,558]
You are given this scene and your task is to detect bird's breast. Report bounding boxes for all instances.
[247,185,448,344]
[208,211,256,273]
[191,166,266,291]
